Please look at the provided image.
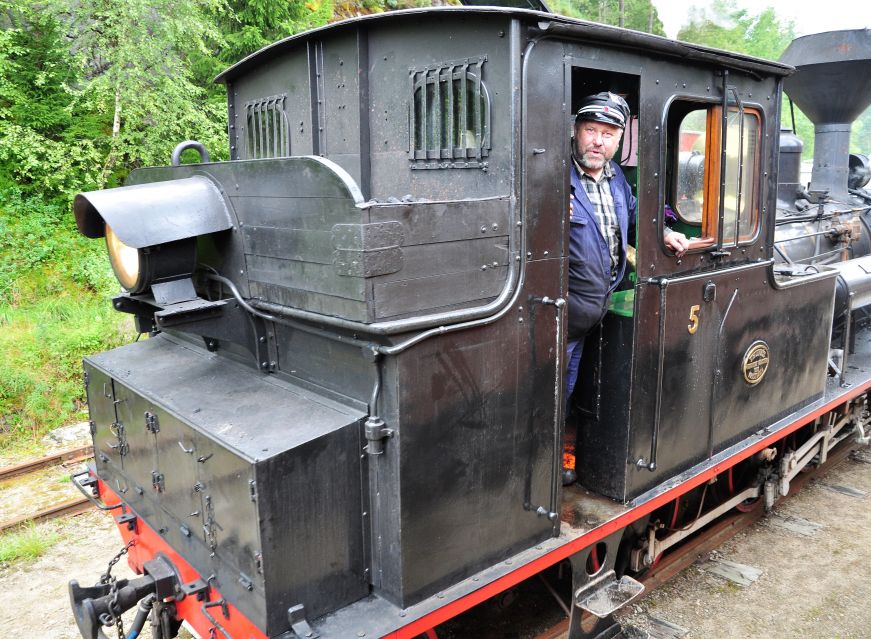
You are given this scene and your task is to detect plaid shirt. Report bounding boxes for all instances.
[573,158,621,282]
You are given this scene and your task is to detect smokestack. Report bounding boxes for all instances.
[780,29,871,199]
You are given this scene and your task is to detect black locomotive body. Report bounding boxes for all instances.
[67,9,871,639]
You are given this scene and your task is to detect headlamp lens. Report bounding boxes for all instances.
[105,224,142,291]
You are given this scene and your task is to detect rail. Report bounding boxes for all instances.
[0,445,96,533]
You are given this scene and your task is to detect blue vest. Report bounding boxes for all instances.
[567,161,637,338]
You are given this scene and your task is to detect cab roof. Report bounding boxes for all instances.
[214,6,793,84]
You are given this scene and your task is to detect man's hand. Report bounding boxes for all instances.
[664,231,690,258]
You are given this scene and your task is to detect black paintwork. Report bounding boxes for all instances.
[85,334,367,636]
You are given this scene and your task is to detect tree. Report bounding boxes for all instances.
[65,0,230,187]
[547,0,666,36]
[207,0,333,75]
[0,2,105,196]
[677,0,794,61]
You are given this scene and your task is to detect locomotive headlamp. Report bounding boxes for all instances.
[74,175,234,297]
[104,223,198,296]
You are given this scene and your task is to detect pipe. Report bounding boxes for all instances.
[125,594,155,639]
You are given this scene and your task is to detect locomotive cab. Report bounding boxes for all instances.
[523,26,835,502]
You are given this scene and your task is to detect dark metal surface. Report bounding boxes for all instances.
[780,29,871,124]
[74,176,233,247]
[84,333,367,636]
[781,30,871,198]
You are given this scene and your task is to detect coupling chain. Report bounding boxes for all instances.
[97,539,135,639]
[99,538,135,585]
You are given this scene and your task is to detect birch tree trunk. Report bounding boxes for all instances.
[99,84,122,188]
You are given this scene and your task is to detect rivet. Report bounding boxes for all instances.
[527,252,532,258]
[492,261,498,267]
[481,265,487,271]
[481,225,487,233]
[399,611,406,617]
[543,250,549,256]
[357,633,365,637]
[492,223,498,230]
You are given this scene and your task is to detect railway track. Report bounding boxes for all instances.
[0,445,94,533]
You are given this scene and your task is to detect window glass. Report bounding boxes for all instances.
[675,109,708,225]
[722,110,760,245]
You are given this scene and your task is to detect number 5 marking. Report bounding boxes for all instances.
[688,304,700,334]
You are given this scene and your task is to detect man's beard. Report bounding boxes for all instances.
[579,149,606,170]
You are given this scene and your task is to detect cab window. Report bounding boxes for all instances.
[668,101,761,251]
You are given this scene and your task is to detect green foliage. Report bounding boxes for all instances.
[0,191,131,444]
[0,2,106,197]
[852,106,871,156]
[548,0,665,35]
[677,0,795,61]
[67,0,230,184]
[214,0,335,68]
[0,523,60,563]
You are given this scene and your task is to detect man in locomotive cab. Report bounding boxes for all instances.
[566,92,689,400]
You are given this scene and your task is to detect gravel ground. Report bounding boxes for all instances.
[3,445,871,638]
[0,509,137,639]
[615,450,871,639]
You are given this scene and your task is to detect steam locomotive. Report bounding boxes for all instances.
[66,7,871,639]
